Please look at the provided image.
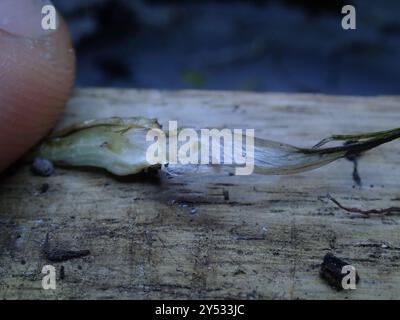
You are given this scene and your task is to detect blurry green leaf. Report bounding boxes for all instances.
[181,69,206,87]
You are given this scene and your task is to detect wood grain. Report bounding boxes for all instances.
[1,88,399,299]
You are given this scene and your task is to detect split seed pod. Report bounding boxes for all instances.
[35,117,400,177]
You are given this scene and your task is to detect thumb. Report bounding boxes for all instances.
[0,0,75,172]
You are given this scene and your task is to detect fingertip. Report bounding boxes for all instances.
[0,18,75,172]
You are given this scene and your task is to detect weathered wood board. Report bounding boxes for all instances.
[0,89,399,299]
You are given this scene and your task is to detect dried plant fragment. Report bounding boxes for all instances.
[320,253,360,291]
[37,117,162,175]
[35,118,400,177]
[327,194,400,217]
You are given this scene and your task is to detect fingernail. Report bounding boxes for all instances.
[0,0,58,39]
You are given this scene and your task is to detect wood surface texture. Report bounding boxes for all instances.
[1,88,399,299]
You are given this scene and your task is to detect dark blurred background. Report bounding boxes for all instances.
[53,0,400,95]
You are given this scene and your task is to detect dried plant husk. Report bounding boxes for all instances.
[36,117,162,175]
[35,117,400,176]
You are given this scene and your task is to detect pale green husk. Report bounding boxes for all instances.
[36,117,400,176]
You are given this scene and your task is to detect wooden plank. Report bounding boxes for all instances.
[0,88,399,299]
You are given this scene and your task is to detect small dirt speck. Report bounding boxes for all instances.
[320,253,360,291]
[60,266,65,280]
[39,183,50,194]
[223,189,230,201]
